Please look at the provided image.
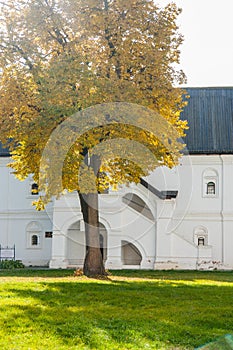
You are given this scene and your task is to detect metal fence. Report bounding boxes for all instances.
[0,245,15,261]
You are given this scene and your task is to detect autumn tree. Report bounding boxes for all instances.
[0,0,187,276]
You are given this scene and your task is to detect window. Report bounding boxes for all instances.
[206,181,215,195]
[31,183,39,195]
[31,234,38,246]
[45,231,53,238]
[198,237,205,246]
[194,226,208,247]
[203,169,218,197]
[26,221,42,249]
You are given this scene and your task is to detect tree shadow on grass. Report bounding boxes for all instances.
[1,278,233,349]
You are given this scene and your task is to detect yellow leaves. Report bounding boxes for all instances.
[89,86,97,94]
[111,184,118,191]
[78,164,97,194]
[0,0,188,208]
[32,197,45,211]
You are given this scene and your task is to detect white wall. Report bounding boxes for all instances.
[0,157,53,266]
[1,153,233,270]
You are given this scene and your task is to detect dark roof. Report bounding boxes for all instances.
[180,87,233,154]
[1,87,233,157]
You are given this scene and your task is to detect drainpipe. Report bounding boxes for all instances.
[154,212,157,268]
[220,155,224,264]
[6,163,10,247]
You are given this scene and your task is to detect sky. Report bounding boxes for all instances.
[1,0,232,87]
[158,0,233,87]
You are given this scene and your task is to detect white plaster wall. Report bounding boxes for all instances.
[159,155,233,269]
[48,154,233,270]
[1,152,233,270]
[0,158,53,266]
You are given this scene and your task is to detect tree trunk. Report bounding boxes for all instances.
[78,153,105,277]
[79,192,106,276]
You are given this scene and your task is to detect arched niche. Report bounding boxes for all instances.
[67,220,108,266]
[121,240,142,266]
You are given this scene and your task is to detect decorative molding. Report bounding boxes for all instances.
[188,155,222,165]
[173,211,231,218]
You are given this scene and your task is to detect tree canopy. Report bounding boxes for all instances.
[0,0,188,275]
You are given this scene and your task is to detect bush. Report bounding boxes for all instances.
[0,259,25,269]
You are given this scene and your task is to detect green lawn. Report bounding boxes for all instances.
[0,269,233,350]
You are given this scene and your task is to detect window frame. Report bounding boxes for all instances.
[26,221,42,249]
[202,169,218,198]
[194,226,208,247]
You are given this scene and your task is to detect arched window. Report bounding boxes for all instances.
[206,181,215,195]
[194,226,208,247]
[31,235,38,246]
[26,221,42,249]
[203,169,218,197]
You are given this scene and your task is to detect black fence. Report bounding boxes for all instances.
[0,245,15,261]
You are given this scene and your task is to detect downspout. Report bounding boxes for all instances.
[154,202,157,269]
[6,162,10,247]
[220,155,224,264]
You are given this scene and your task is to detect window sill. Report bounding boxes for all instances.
[26,246,42,250]
[26,195,39,199]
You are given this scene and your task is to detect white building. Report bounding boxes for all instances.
[1,87,233,270]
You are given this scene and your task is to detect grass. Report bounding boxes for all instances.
[0,269,233,350]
